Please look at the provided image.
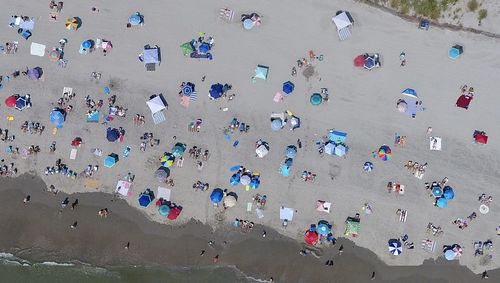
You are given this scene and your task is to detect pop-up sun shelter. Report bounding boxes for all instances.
[448,44,463,59]
[140,45,160,71]
[254,65,269,81]
[146,94,167,125]
[104,153,119,168]
[332,11,354,41]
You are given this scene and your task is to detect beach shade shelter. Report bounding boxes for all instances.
[209,84,224,100]
[15,97,27,111]
[171,143,186,157]
[223,195,237,208]
[325,142,336,156]
[432,185,443,197]
[310,93,323,106]
[249,178,260,189]
[106,128,120,142]
[388,239,402,256]
[455,94,472,110]
[65,17,80,30]
[168,207,181,220]
[363,162,373,172]
[344,218,360,237]
[254,65,269,80]
[335,144,347,157]
[448,45,463,59]
[474,131,488,144]
[5,96,17,108]
[180,42,195,56]
[146,95,166,114]
[230,173,241,186]
[286,145,297,158]
[30,43,46,57]
[332,11,354,41]
[443,186,455,200]
[210,188,224,204]
[402,88,418,99]
[198,42,211,55]
[378,145,392,161]
[353,55,365,67]
[104,153,119,168]
[240,174,251,186]
[49,49,62,61]
[436,197,448,208]
[304,230,319,246]
[280,207,294,221]
[128,13,143,26]
[50,108,66,128]
[79,40,93,54]
[255,144,269,158]
[138,193,152,208]
[444,249,456,261]
[154,167,170,183]
[317,223,331,236]
[27,68,41,80]
[282,81,295,95]
[159,205,170,216]
[329,130,347,144]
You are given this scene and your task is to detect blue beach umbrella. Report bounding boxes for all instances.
[444,249,456,260]
[230,173,240,186]
[198,42,210,54]
[317,223,331,236]
[171,145,185,157]
[182,84,193,96]
[82,40,92,49]
[128,13,143,26]
[103,154,118,168]
[138,193,152,207]
[432,185,443,197]
[209,84,223,100]
[443,186,455,200]
[243,18,254,30]
[106,128,120,142]
[436,197,448,208]
[249,178,260,189]
[286,145,297,158]
[388,239,402,255]
[159,205,170,216]
[15,97,27,110]
[282,81,295,95]
[402,88,418,99]
[363,162,373,172]
[364,57,376,70]
[50,109,66,128]
[271,119,282,131]
[210,189,223,204]
[448,45,463,59]
[310,93,322,106]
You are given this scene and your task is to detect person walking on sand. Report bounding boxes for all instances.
[125,242,130,250]
[371,271,376,280]
[71,199,79,210]
[297,139,302,149]
[482,270,489,279]
[200,250,205,256]
[213,254,219,263]
[23,195,30,204]
[70,221,78,229]
[339,244,344,255]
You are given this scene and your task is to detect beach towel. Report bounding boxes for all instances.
[246,202,253,212]
[279,207,294,221]
[152,111,166,125]
[116,180,131,197]
[456,95,472,109]
[84,179,101,190]
[399,210,408,222]
[86,111,100,122]
[429,137,441,150]
[273,92,284,102]
[189,92,197,101]
[316,200,331,213]
[157,186,171,201]
[180,96,190,108]
[30,42,46,56]
[70,148,77,160]
[421,239,436,253]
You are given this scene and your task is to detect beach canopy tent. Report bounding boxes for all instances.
[473,130,488,144]
[304,230,319,246]
[286,145,297,158]
[5,95,17,108]
[104,153,119,168]
[254,65,269,80]
[223,194,237,208]
[310,93,322,105]
[344,217,360,237]
[363,162,373,172]
[210,188,224,204]
[138,192,153,208]
[141,45,160,71]
[146,95,166,114]
[402,88,418,99]
[325,142,336,155]
[154,166,170,183]
[128,12,144,26]
[448,44,463,59]
[332,11,354,41]
[388,239,402,256]
[30,43,46,57]
[282,81,295,95]
[65,17,80,30]
[329,130,347,144]
[436,197,448,208]
[378,145,392,161]
[209,83,224,100]
[256,143,269,158]
[159,205,170,216]
[180,42,195,56]
[106,127,120,142]
[279,207,294,221]
[15,97,28,111]
[443,186,455,200]
[50,108,66,128]
[27,67,42,80]
[171,143,186,157]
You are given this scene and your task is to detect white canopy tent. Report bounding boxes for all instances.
[146,96,166,114]
[332,11,353,41]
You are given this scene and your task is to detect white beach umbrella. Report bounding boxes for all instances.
[240,175,251,186]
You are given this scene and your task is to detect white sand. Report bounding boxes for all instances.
[1,0,499,273]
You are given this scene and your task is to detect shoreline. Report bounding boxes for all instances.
[0,174,498,282]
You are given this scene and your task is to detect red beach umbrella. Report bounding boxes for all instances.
[353,55,365,67]
[5,96,17,108]
[167,207,181,220]
[304,230,319,246]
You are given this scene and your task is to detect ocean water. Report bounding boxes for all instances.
[0,253,252,283]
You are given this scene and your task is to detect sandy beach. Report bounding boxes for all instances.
[1,0,500,280]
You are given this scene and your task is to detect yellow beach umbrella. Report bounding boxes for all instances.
[65,18,79,30]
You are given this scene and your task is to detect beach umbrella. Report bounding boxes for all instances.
[223,195,237,208]
[324,142,335,155]
[50,109,65,127]
[240,174,251,186]
[364,56,376,70]
[5,96,17,108]
[310,93,323,106]
[282,81,295,95]
[49,49,61,61]
[397,100,408,113]
[304,230,319,246]
[254,65,269,80]
[161,154,175,168]
[15,97,27,111]
[475,133,488,144]
[378,145,392,161]
[271,119,283,131]
[128,13,143,26]
[168,207,181,220]
[230,173,241,186]
[432,185,443,197]
[154,167,170,182]
[286,145,297,158]
[256,144,269,158]
[209,83,223,100]
[443,186,454,200]
[65,17,79,30]
[249,178,260,189]
[106,128,120,142]
[171,145,185,157]
[210,189,223,204]
[363,162,373,172]
[334,144,347,157]
[27,68,40,80]
[290,115,301,130]
[104,154,119,168]
[317,223,331,236]
[353,55,365,67]
[159,205,170,216]
[182,84,193,96]
[243,18,254,30]
[82,40,92,49]
[103,86,110,95]
[444,249,456,260]
[388,240,402,256]
[448,45,463,59]
[402,88,418,99]
[479,204,489,214]
[198,42,210,54]
[436,197,448,208]
[138,193,152,207]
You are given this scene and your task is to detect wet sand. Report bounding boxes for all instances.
[0,174,497,282]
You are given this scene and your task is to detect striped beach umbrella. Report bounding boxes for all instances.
[49,49,61,61]
[363,162,373,172]
[65,17,79,30]
[388,240,402,255]
[378,145,392,161]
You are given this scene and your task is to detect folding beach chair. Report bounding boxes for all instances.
[219,8,235,22]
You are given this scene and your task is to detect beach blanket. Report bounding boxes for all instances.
[86,111,100,122]
[69,148,77,160]
[152,111,166,125]
[421,239,436,253]
[273,92,284,102]
[279,207,294,221]
[456,95,472,109]
[316,200,331,213]
[180,96,190,108]
[116,180,131,197]
[30,42,45,56]
[429,137,441,150]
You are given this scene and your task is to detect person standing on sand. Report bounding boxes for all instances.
[23,195,30,204]
[338,244,344,255]
[371,271,375,280]
[200,250,205,256]
[71,199,79,210]
[125,242,130,250]
[297,139,302,149]
[70,221,78,229]
[213,254,219,263]
[482,270,489,279]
